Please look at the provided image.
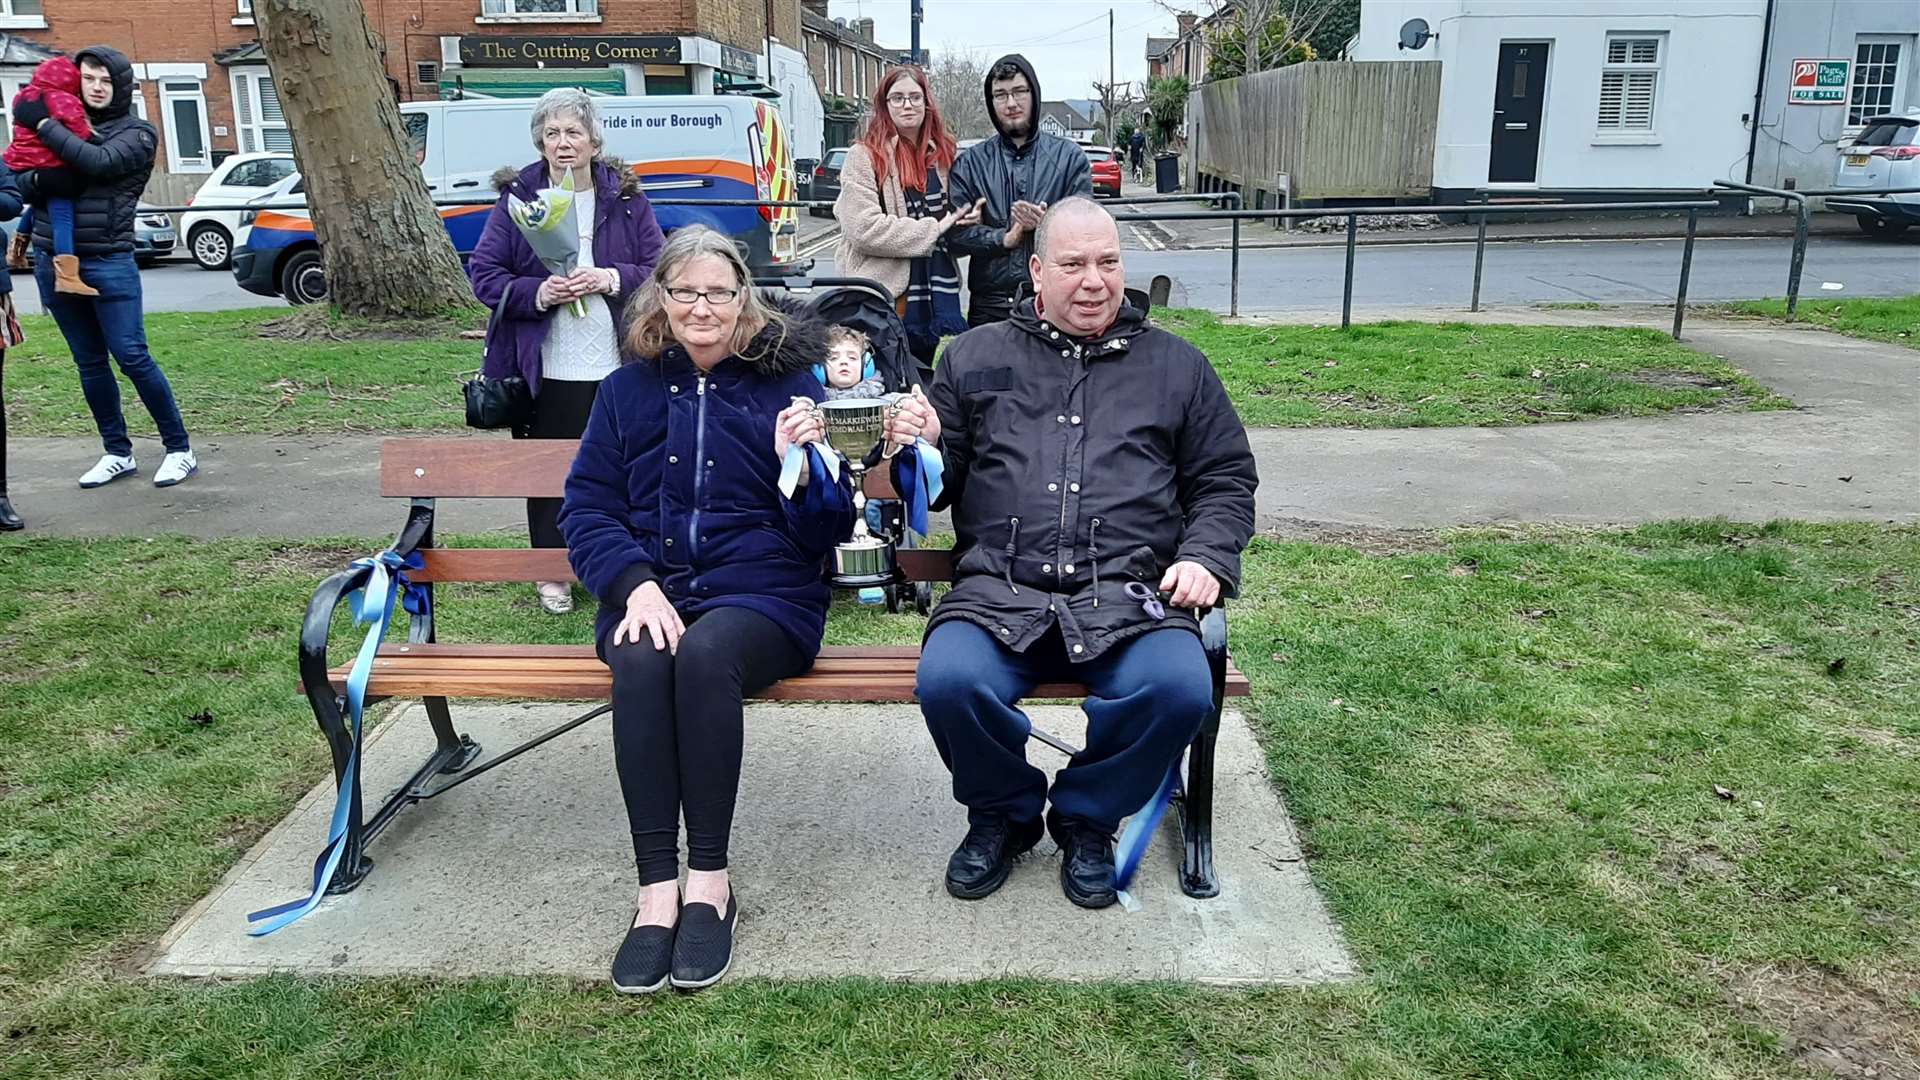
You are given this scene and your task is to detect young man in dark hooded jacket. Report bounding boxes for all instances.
[946,54,1092,328]
[14,46,195,490]
[883,197,1258,909]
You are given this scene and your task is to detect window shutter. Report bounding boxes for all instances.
[258,78,284,124]
[1621,71,1656,129]
[1598,35,1661,131]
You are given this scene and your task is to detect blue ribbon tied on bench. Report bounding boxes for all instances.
[246,548,428,937]
[889,440,945,537]
[1113,763,1181,897]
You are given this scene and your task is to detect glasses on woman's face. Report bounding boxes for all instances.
[990,86,1031,105]
[887,92,926,107]
[664,286,740,306]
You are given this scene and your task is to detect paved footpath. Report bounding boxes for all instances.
[6,312,1915,539]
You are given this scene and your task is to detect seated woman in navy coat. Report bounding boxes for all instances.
[560,224,852,994]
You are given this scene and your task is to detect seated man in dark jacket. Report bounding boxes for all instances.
[945,54,1092,328]
[887,196,1259,909]
[15,46,195,489]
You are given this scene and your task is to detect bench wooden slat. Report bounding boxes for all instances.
[414,549,574,583]
[319,643,1251,701]
[410,547,956,584]
[381,438,578,499]
[368,644,929,660]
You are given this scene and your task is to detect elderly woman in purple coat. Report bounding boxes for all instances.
[469,87,666,614]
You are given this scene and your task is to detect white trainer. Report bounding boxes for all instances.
[153,450,198,488]
[78,453,137,488]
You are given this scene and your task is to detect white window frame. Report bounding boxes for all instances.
[158,79,214,173]
[230,67,291,154]
[0,0,47,31]
[234,0,254,25]
[1595,32,1664,140]
[1848,35,1911,129]
[475,0,600,24]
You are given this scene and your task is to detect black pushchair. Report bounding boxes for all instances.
[754,275,935,615]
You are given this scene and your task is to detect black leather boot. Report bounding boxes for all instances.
[0,495,22,531]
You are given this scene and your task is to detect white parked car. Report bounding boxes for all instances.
[180,152,297,270]
[1828,111,1920,239]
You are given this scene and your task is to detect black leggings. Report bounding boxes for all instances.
[603,605,808,885]
[517,377,601,548]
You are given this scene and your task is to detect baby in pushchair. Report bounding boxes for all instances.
[814,323,902,605]
[801,285,931,612]
[819,325,888,402]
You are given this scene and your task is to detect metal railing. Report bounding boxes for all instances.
[139,183,1907,334]
[1712,180,1920,320]
[1110,199,1720,335]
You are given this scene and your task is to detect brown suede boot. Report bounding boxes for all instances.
[52,254,99,297]
[6,230,29,271]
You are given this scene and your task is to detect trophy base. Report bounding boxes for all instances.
[829,570,897,589]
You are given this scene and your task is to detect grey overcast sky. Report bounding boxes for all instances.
[825,0,1182,101]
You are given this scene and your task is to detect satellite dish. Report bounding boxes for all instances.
[1398,18,1435,51]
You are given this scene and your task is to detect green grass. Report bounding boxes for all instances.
[4,309,483,437]
[1726,294,1920,348]
[3,522,1917,1077]
[1158,309,1788,427]
[2,308,1791,437]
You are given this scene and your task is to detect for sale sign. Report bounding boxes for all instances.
[1789,58,1850,105]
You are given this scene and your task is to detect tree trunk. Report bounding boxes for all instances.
[256,0,477,318]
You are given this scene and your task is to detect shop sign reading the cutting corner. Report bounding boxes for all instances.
[459,35,684,68]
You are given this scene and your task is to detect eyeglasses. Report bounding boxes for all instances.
[990,87,1031,104]
[886,92,926,107]
[663,286,740,306]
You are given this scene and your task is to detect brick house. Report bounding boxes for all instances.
[798,0,902,156]
[1149,11,1221,86]
[0,0,818,203]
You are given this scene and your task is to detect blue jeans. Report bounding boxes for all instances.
[34,250,190,457]
[19,199,75,255]
[917,621,1214,834]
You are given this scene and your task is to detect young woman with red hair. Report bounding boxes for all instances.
[831,66,982,367]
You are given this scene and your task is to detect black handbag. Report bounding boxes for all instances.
[463,374,532,430]
[464,285,535,430]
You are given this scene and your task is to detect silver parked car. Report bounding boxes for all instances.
[1828,111,1920,239]
[2,203,177,269]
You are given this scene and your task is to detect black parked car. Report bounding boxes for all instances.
[808,147,848,217]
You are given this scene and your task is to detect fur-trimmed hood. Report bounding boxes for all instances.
[490,157,646,198]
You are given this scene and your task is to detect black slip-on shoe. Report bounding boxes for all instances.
[0,497,22,531]
[670,892,738,991]
[945,814,1044,900]
[611,920,675,994]
[1057,819,1120,909]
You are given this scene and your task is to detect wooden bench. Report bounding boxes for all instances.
[298,439,1251,902]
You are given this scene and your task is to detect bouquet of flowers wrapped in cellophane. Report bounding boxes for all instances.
[507,170,587,317]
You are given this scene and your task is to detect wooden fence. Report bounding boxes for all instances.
[1187,61,1441,203]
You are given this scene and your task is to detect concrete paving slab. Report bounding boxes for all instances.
[151,701,1357,985]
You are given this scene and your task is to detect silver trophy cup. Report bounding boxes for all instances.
[816,397,899,587]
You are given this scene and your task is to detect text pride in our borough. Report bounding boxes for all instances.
[602,112,727,131]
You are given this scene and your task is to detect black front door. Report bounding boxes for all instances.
[1488,42,1548,183]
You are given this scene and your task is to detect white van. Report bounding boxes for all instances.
[233,94,802,303]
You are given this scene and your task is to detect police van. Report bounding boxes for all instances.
[232,94,802,304]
